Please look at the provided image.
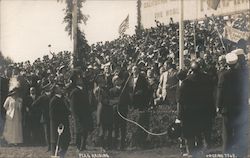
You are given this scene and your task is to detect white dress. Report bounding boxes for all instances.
[3,96,23,144]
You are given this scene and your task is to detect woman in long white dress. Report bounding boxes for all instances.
[3,88,23,145]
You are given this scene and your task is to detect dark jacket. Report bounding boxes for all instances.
[32,94,51,124]
[70,87,93,133]
[130,74,150,111]
[178,71,215,137]
[49,95,70,145]
[105,74,113,90]
[0,77,9,119]
[23,95,40,127]
[216,67,249,118]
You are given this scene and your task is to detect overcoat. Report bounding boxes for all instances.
[129,74,150,111]
[49,95,70,147]
[70,87,93,133]
[178,72,216,138]
[216,67,249,156]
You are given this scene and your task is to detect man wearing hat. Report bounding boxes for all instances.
[109,75,129,149]
[31,84,53,151]
[157,59,178,106]
[0,75,9,133]
[127,65,150,148]
[70,74,93,151]
[178,61,215,157]
[22,87,40,145]
[50,82,70,157]
[216,50,248,157]
[103,64,113,90]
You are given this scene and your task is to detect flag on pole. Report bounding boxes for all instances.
[207,0,220,10]
[118,15,129,35]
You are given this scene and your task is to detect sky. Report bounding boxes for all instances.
[0,0,137,62]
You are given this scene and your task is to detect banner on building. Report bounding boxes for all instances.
[141,0,249,28]
[223,25,250,43]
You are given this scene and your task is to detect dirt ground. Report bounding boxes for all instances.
[0,145,182,158]
[0,145,241,158]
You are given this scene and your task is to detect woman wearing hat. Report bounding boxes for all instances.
[3,77,23,145]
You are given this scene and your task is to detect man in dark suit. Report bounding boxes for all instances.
[50,83,70,158]
[70,74,93,151]
[129,65,150,110]
[110,75,129,150]
[103,64,113,90]
[31,85,52,151]
[0,76,8,134]
[216,50,248,157]
[128,65,150,148]
[23,87,41,145]
[178,61,215,157]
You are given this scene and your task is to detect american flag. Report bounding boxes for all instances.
[118,15,129,35]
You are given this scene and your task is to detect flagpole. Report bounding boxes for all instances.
[193,21,196,58]
[137,0,142,34]
[177,0,184,114]
[179,0,184,70]
[72,0,78,68]
[211,15,227,53]
[193,0,198,59]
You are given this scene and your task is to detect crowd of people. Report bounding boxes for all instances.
[0,11,249,158]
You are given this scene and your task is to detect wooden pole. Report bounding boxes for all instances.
[177,0,184,115]
[72,0,78,68]
[193,0,198,59]
[179,0,184,70]
[137,0,142,36]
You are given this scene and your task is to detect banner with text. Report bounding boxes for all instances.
[141,0,249,28]
[223,25,250,43]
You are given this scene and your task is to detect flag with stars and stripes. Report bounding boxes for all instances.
[118,15,129,35]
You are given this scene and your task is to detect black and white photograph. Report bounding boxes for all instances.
[0,0,249,157]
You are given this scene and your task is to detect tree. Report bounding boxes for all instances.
[0,51,13,67]
[59,0,90,68]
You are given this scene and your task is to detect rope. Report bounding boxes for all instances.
[116,108,168,136]
[116,73,168,136]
